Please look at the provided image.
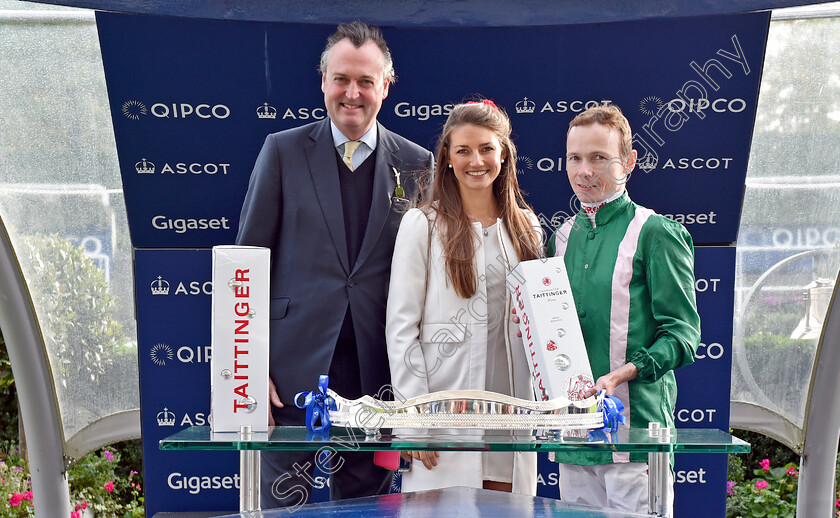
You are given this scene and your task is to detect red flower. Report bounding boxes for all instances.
[81,501,87,509]
[760,458,770,471]
[756,480,769,490]
[104,480,115,492]
[9,492,23,506]
[787,466,798,476]
[22,490,33,500]
[71,512,80,518]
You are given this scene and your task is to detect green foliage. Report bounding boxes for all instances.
[68,447,144,518]
[727,432,840,517]
[0,445,34,517]
[0,336,19,444]
[0,443,144,518]
[0,231,143,514]
[15,233,129,390]
[727,460,799,518]
[730,430,799,475]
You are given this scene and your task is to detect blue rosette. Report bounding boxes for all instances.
[597,390,627,432]
[294,375,336,433]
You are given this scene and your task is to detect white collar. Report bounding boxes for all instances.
[330,120,378,151]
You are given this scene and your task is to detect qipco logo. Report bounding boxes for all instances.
[150,103,231,119]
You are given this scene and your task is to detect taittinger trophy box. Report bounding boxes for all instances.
[210,245,270,432]
[509,257,595,402]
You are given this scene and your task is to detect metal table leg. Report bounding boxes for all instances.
[647,423,672,517]
[239,426,261,514]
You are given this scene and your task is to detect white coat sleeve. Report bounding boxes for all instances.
[386,208,432,400]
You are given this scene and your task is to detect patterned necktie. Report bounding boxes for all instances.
[343,141,362,171]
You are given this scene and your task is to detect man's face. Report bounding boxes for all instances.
[566,123,636,204]
[321,39,390,140]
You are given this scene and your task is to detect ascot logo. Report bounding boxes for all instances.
[277,106,326,121]
[157,407,176,426]
[151,276,170,295]
[660,156,733,170]
[136,158,155,174]
[515,97,536,114]
[150,343,174,366]
[122,100,148,120]
[156,408,210,427]
[136,157,231,175]
[537,99,613,114]
[256,102,277,119]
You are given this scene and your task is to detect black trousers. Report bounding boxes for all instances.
[260,308,391,509]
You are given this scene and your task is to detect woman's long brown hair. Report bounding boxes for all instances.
[419,101,541,299]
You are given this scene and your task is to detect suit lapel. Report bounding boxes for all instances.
[352,122,398,275]
[306,119,350,275]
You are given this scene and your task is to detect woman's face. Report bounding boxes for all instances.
[447,123,505,197]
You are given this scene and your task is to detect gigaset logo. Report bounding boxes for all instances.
[167,473,240,494]
[151,215,231,234]
[393,102,454,121]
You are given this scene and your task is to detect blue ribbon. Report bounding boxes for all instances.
[294,375,336,433]
[588,429,609,443]
[597,391,626,433]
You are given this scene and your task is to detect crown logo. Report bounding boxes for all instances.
[516,97,536,114]
[637,151,658,173]
[135,158,155,174]
[150,343,174,366]
[157,408,176,426]
[256,102,277,119]
[151,276,170,295]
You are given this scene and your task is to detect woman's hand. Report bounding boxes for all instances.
[400,450,440,470]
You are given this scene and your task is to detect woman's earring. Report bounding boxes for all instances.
[448,164,453,168]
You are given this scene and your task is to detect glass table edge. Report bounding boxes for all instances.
[159,426,750,454]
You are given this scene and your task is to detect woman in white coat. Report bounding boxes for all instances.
[386,100,541,495]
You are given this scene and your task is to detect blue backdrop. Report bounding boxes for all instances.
[99,11,768,515]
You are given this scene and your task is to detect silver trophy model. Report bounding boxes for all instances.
[295,377,616,434]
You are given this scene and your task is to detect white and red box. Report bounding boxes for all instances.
[210,245,270,432]
[508,257,594,402]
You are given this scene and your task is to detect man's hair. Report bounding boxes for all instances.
[568,104,633,160]
[319,21,396,83]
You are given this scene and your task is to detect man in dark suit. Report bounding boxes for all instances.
[236,21,433,509]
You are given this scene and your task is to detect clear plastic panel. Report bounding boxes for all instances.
[0,1,138,449]
[732,14,840,446]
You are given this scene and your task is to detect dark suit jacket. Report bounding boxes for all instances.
[236,118,433,410]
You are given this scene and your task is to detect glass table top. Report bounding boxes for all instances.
[160,426,750,454]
